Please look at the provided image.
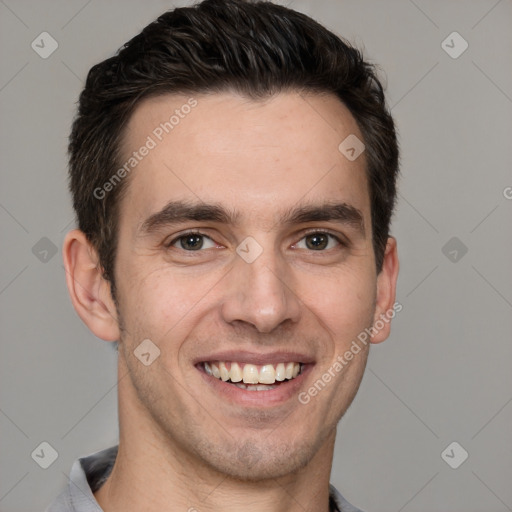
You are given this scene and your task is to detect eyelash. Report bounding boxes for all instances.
[164,229,347,251]
[164,230,215,249]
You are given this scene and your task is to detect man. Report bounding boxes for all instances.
[49,0,399,510]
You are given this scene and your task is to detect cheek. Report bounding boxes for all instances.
[296,268,376,341]
[116,262,223,345]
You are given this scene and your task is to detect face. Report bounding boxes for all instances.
[112,91,387,480]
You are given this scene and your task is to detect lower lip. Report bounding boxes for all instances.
[197,364,313,407]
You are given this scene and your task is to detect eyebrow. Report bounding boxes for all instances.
[138,200,365,236]
[282,202,365,235]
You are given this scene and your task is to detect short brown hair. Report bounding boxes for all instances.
[68,0,399,298]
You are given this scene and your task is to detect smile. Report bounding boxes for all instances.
[203,361,303,390]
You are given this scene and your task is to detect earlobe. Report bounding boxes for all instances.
[370,236,399,344]
[62,229,120,342]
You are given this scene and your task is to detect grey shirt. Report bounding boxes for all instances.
[46,446,364,512]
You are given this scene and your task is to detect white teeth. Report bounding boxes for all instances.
[243,364,259,384]
[233,383,277,391]
[219,362,229,381]
[203,361,303,386]
[275,363,286,381]
[230,362,243,383]
[211,363,221,379]
[259,365,276,384]
[254,384,276,391]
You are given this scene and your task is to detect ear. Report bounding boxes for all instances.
[62,229,120,342]
[370,236,399,344]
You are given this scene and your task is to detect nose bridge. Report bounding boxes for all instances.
[248,254,286,307]
[221,242,300,333]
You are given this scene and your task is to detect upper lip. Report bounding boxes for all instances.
[193,350,315,366]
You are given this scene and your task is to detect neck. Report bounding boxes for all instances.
[95,357,336,512]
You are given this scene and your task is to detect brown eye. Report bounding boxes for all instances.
[167,233,216,251]
[179,234,204,250]
[305,233,329,250]
[296,232,343,251]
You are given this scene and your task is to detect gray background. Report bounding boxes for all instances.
[1,0,511,511]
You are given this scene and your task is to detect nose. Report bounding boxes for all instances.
[220,247,301,334]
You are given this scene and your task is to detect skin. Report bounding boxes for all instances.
[63,91,399,512]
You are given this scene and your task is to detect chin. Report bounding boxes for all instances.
[191,435,320,482]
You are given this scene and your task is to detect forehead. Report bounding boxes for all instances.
[118,91,370,231]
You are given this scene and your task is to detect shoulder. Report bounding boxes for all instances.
[329,484,366,512]
[45,445,118,512]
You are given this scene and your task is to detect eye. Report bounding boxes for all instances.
[295,232,342,251]
[168,232,217,251]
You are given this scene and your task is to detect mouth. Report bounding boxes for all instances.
[202,361,304,391]
[195,352,314,407]
[194,350,315,406]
